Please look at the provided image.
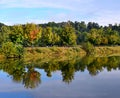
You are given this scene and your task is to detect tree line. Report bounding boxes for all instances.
[0,56,120,88]
[0,21,120,47]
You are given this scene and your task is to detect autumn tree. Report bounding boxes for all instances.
[24,23,42,46]
[23,66,41,89]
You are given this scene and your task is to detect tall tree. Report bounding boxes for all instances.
[9,25,24,44]
[60,23,77,46]
[24,23,42,46]
[0,26,11,45]
[41,27,53,46]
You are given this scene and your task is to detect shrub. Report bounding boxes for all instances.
[2,42,24,58]
[15,44,24,57]
[82,42,95,54]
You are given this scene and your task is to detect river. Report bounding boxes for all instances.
[0,56,120,98]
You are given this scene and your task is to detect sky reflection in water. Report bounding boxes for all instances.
[0,56,120,98]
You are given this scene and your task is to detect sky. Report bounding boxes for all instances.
[0,0,120,25]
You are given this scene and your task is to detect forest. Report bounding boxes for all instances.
[0,21,120,57]
[0,21,120,47]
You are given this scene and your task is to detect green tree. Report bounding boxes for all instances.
[75,21,86,32]
[60,23,77,46]
[52,32,60,45]
[9,25,24,44]
[0,26,11,45]
[87,22,99,31]
[41,27,53,46]
[108,30,119,45]
[87,29,99,45]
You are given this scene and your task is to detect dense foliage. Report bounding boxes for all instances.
[81,42,95,54]
[0,21,120,47]
[2,42,24,58]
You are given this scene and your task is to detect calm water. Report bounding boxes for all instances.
[0,56,120,98]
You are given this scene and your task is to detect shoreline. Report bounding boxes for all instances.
[1,46,120,60]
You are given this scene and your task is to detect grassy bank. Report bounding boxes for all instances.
[24,46,120,62]
[1,46,120,61]
[94,46,120,57]
[24,46,86,62]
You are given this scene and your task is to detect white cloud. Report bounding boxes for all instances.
[0,0,120,25]
[2,19,49,25]
[88,10,120,26]
[0,0,94,10]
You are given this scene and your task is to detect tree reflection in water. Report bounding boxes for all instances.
[0,56,120,88]
[23,66,41,89]
[0,59,41,89]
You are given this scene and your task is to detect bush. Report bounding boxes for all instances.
[2,42,24,58]
[15,44,24,57]
[82,42,95,54]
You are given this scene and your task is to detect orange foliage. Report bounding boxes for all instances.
[30,29,39,42]
[30,71,39,81]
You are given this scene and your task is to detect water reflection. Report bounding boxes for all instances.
[0,59,41,89]
[23,66,41,89]
[0,56,120,89]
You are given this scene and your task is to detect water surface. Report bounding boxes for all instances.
[0,56,120,98]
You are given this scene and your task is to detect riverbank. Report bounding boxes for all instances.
[1,46,120,61]
[94,46,120,57]
[24,46,86,62]
[24,46,120,62]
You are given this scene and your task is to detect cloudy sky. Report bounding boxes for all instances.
[0,0,120,25]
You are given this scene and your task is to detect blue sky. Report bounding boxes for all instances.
[0,0,120,25]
